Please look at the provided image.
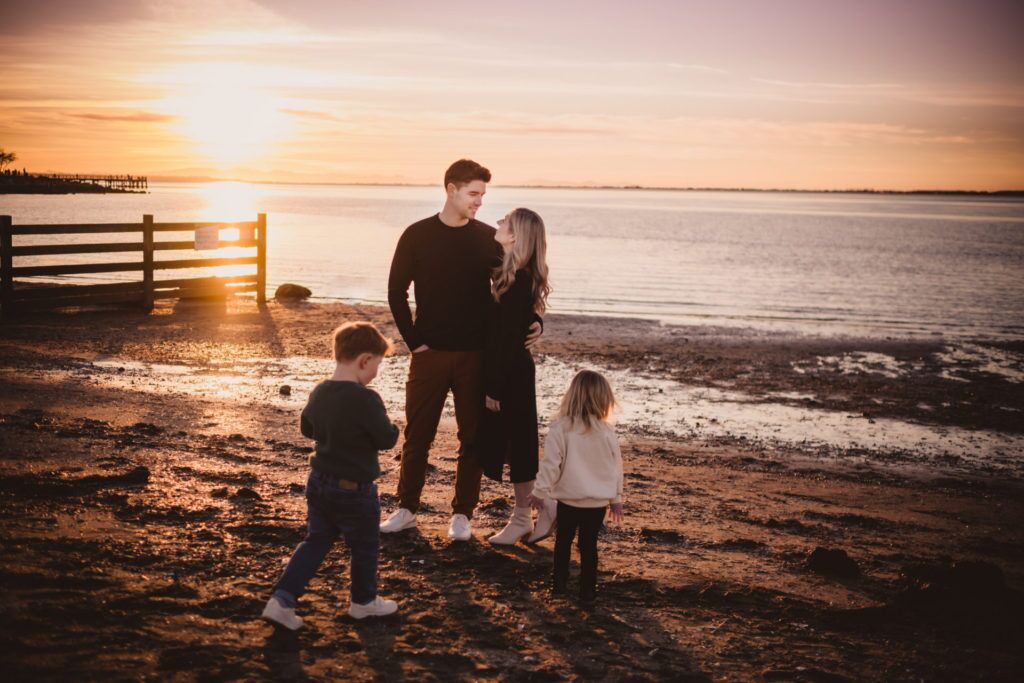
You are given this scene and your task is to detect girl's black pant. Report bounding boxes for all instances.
[554,502,606,594]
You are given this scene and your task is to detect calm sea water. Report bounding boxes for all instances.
[3,182,1023,339]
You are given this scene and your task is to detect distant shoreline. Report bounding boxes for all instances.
[0,174,143,195]
[9,171,1021,197]
[147,176,1024,197]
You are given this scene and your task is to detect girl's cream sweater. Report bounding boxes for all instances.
[533,417,623,508]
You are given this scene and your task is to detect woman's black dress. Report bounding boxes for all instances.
[479,269,539,483]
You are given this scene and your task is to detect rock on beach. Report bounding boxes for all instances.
[274,283,312,300]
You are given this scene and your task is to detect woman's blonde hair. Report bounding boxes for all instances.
[491,207,551,315]
[557,370,616,430]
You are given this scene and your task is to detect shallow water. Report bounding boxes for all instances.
[4,183,1024,339]
[43,352,1018,477]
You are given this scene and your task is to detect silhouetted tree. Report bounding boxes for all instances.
[0,149,16,172]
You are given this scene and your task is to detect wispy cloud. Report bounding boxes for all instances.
[643,117,987,148]
[279,108,339,121]
[895,87,1024,109]
[665,62,730,74]
[441,112,614,137]
[751,77,1024,109]
[67,110,175,123]
[751,78,903,89]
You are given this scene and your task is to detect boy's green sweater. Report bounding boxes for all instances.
[300,380,399,483]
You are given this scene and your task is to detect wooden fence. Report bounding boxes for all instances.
[0,214,266,320]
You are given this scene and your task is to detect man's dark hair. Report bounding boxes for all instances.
[444,159,491,188]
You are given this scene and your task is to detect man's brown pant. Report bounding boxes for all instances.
[397,349,483,518]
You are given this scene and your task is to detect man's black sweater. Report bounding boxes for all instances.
[387,214,501,352]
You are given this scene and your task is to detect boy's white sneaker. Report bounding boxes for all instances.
[380,508,417,533]
[448,513,472,541]
[348,596,399,619]
[261,596,303,630]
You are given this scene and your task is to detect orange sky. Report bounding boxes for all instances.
[2,0,1023,190]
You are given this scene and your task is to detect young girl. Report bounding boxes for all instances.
[529,370,624,603]
[479,207,555,545]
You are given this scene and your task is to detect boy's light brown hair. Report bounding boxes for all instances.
[332,321,393,361]
[557,370,616,430]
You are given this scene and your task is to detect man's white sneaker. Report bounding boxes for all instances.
[527,498,557,544]
[380,507,417,533]
[261,596,303,630]
[348,595,399,619]
[447,513,472,541]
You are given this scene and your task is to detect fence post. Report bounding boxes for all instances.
[1,215,12,321]
[142,214,154,312]
[256,213,267,306]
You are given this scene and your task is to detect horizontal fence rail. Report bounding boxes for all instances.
[10,239,257,257]
[0,214,266,319]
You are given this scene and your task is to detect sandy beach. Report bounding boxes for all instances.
[1,298,1022,681]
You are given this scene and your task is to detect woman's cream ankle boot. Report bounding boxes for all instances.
[527,498,557,543]
[488,506,534,545]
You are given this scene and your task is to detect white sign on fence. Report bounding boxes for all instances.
[194,226,218,250]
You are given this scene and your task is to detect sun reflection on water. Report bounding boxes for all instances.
[195,181,264,279]
[199,181,261,221]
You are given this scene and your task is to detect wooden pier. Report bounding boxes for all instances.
[37,174,148,191]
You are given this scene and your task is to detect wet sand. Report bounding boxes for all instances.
[1,298,1023,681]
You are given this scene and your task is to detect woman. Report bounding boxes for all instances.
[480,207,556,545]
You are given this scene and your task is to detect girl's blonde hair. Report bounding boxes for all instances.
[557,370,616,430]
[491,207,551,315]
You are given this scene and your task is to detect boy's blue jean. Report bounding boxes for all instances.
[273,470,380,606]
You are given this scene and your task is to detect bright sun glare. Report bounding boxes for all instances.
[195,181,264,278]
[200,180,261,220]
[163,66,292,166]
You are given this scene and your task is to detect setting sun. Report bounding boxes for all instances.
[159,66,293,166]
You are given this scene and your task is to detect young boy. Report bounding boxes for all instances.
[262,321,400,629]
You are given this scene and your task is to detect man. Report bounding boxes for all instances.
[381,159,541,541]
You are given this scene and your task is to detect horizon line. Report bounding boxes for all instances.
[144,175,1024,196]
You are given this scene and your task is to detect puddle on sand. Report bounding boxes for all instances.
[935,344,1024,384]
[793,351,917,379]
[46,354,1018,476]
[793,344,1024,385]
